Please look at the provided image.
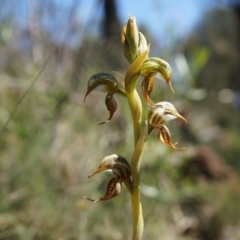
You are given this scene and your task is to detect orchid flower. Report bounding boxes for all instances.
[148,102,187,150]
[83,154,132,202]
[84,73,126,124]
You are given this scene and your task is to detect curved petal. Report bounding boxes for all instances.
[84,73,119,101]
[157,125,185,151]
[83,177,122,202]
[88,154,131,180]
[98,92,118,125]
[140,57,174,93]
[142,76,154,104]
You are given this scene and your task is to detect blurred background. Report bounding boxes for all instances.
[0,0,240,239]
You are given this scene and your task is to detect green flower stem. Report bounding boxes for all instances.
[127,89,142,145]
[130,123,148,240]
[127,88,148,240]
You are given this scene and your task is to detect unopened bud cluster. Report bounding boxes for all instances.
[121,16,148,63]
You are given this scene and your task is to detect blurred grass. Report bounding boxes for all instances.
[0,29,135,238]
[1,5,240,240]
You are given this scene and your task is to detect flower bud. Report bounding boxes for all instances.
[137,32,148,56]
[121,16,148,63]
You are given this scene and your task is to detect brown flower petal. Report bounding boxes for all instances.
[142,76,154,104]
[88,154,131,181]
[98,92,118,125]
[157,125,185,151]
[83,177,122,202]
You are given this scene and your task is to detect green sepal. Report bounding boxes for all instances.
[84,73,120,101]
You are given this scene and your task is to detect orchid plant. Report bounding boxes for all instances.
[84,16,187,240]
